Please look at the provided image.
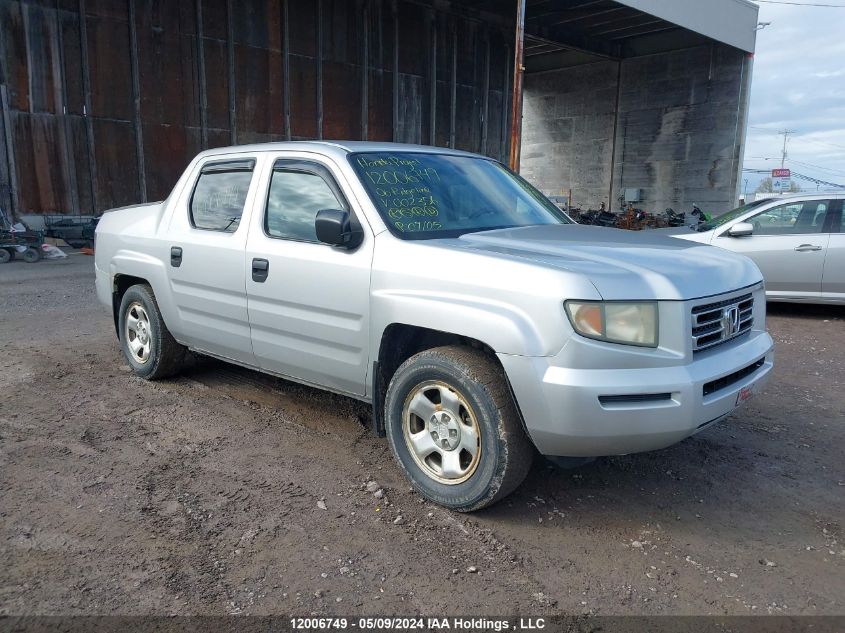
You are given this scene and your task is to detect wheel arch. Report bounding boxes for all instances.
[377,324,497,384]
[108,249,180,341]
[112,274,150,336]
[371,323,528,441]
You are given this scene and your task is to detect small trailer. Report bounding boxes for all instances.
[0,228,44,263]
[0,207,44,263]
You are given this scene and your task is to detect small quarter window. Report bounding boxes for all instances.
[265,163,346,243]
[190,159,255,232]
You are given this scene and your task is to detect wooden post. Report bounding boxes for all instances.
[449,23,456,149]
[480,33,490,156]
[79,0,99,212]
[195,0,208,149]
[428,10,436,146]
[361,0,369,140]
[0,85,19,220]
[226,0,236,144]
[317,0,324,139]
[391,0,399,142]
[128,0,147,202]
[508,0,526,171]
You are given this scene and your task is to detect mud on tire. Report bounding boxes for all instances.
[118,284,186,380]
[384,345,534,511]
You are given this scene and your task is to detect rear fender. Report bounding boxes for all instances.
[109,249,184,339]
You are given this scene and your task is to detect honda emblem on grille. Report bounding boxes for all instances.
[722,305,741,338]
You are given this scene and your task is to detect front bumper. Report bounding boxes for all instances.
[498,329,773,457]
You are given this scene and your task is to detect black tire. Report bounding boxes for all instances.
[22,247,41,263]
[118,284,186,380]
[384,345,534,512]
[0,248,11,263]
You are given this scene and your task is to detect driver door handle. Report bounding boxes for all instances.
[794,244,822,252]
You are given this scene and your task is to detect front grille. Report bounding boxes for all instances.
[702,358,765,397]
[691,292,753,352]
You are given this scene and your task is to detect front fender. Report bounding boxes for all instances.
[371,289,560,357]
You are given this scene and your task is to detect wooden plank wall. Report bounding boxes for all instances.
[0,0,513,216]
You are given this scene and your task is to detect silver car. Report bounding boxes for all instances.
[667,194,845,304]
[95,141,774,510]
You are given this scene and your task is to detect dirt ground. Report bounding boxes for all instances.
[1,254,843,617]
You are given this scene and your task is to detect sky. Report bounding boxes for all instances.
[742,0,845,194]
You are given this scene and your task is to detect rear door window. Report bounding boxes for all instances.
[190,159,256,232]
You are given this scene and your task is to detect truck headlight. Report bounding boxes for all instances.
[565,301,658,348]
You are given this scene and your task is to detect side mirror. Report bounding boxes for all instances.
[315,209,363,249]
[727,222,753,237]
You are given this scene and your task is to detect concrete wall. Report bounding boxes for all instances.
[520,61,618,208]
[521,43,752,215]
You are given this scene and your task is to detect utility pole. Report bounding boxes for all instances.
[778,129,795,168]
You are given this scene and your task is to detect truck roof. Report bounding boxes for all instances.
[195,140,483,162]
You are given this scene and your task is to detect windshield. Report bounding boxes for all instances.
[349,152,571,239]
[698,199,770,232]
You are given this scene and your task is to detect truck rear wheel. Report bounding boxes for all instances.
[384,346,534,511]
[118,284,186,380]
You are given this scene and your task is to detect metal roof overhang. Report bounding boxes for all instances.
[456,0,759,71]
[615,0,759,53]
[523,0,759,71]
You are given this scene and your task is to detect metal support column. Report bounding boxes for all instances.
[508,0,526,171]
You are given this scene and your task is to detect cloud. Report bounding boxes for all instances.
[743,2,845,191]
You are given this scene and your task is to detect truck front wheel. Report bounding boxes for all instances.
[118,284,186,380]
[384,346,534,511]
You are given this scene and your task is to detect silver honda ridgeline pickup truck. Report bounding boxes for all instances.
[96,142,773,511]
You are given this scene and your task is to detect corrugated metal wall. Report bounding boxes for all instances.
[0,0,513,217]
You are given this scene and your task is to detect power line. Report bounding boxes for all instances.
[746,156,845,176]
[795,136,845,151]
[749,126,845,141]
[749,127,845,151]
[742,168,845,189]
[787,159,845,176]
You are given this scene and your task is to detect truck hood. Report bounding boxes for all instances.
[449,224,761,301]
[648,225,700,236]
[648,225,713,243]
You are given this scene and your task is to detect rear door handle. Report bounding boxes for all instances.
[794,244,822,252]
[170,246,182,267]
[252,258,269,282]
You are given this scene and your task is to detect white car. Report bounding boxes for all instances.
[667,194,845,304]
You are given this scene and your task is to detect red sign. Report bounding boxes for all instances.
[772,168,791,178]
